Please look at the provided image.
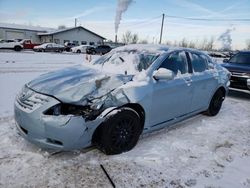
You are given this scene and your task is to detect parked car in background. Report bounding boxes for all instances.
[207,51,228,58]
[64,42,76,52]
[222,51,250,90]
[86,45,111,55]
[33,43,65,52]
[20,39,40,49]
[0,39,23,51]
[70,45,92,53]
[14,44,230,155]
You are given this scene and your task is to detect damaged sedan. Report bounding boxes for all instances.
[14,44,230,155]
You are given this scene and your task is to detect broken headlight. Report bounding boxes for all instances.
[44,103,99,120]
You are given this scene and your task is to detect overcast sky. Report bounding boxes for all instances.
[0,0,250,49]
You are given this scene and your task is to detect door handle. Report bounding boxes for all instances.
[185,78,192,86]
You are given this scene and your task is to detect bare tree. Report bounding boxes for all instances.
[131,33,139,44]
[164,40,172,46]
[206,37,215,50]
[139,39,148,44]
[179,38,188,48]
[246,39,250,50]
[58,25,67,30]
[122,31,139,44]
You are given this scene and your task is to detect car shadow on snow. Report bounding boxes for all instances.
[228,89,250,100]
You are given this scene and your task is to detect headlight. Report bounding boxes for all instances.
[44,104,91,115]
[44,103,100,121]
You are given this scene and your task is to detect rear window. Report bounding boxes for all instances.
[190,53,208,72]
[229,52,250,64]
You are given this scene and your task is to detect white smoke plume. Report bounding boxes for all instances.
[115,0,133,34]
[218,28,235,50]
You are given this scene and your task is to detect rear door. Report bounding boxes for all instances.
[187,52,218,111]
[150,51,193,127]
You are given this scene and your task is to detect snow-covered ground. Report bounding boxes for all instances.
[0,51,249,188]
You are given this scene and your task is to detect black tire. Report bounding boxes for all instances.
[77,50,81,53]
[205,89,225,116]
[96,108,142,155]
[14,46,22,51]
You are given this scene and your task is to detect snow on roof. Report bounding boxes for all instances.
[37,26,106,39]
[0,22,54,32]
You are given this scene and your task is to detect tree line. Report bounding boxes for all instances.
[121,30,250,50]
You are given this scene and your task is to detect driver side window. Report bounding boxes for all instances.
[159,51,188,75]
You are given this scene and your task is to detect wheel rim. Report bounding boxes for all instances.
[111,118,136,150]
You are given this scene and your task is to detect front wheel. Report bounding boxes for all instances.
[14,46,22,51]
[95,108,142,155]
[205,89,225,116]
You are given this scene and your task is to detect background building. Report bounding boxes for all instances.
[0,23,105,45]
[0,23,48,43]
[38,26,105,46]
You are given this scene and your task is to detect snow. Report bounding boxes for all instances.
[0,51,250,187]
[84,48,160,75]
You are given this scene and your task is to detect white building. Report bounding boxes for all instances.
[38,26,105,45]
[0,23,105,45]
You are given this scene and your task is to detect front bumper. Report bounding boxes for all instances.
[14,92,103,151]
[230,75,250,90]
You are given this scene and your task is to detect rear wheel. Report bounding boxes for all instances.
[205,89,225,116]
[77,50,81,53]
[95,108,142,155]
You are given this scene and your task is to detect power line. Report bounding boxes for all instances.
[164,14,250,22]
[121,15,161,28]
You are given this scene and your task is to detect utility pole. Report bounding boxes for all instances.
[75,18,77,27]
[159,13,165,44]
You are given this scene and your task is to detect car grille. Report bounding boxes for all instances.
[16,90,48,112]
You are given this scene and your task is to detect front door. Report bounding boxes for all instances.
[150,51,193,127]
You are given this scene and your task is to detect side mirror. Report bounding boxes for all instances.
[223,59,229,63]
[153,68,175,81]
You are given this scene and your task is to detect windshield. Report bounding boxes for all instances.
[229,52,250,64]
[90,50,159,75]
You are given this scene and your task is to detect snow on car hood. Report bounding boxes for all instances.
[27,65,133,104]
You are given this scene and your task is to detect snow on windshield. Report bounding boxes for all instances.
[90,50,159,75]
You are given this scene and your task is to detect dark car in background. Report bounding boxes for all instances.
[86,45,111,55]
[222,51,250,91]
[64,42,76,52]
[33,43,65,52]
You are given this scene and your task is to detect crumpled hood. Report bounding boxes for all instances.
[27,65,132,104]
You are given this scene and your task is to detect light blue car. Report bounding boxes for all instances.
[14,44,230,155]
